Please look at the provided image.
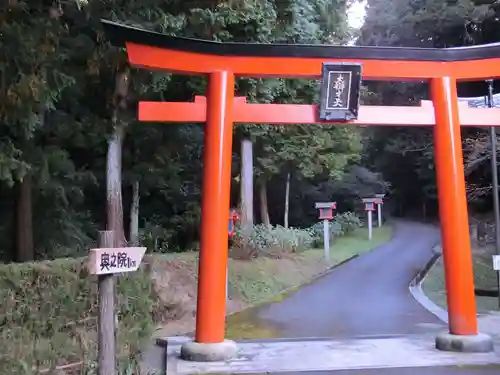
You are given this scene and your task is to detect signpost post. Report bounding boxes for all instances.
[375,194,385,228]
[87,232,146,375]
[315,202,337,262]
[362,198,378,240]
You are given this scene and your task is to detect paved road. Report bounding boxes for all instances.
[253,221,446,338]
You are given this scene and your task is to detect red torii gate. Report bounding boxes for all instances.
[102,20,500,360]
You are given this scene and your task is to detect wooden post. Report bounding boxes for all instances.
[98,230,116,375]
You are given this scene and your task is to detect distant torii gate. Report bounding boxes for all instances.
[103,20,500,360]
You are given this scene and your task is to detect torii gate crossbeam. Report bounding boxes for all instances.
[139,96,500,127]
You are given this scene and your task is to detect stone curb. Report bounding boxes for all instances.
[408,244,449,323]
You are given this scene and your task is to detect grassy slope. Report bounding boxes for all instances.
[423,244,498,313]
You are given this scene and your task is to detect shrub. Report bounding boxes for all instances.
[335,211,363,233]
[139,221,173,253]
[231,224,315,259]
[310,220,344,247]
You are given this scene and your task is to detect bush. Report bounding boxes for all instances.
[231,224,315,259]
[310,220,344,247]
[309,212,362,247]
[0,258,162,374]
[335,211,363,233]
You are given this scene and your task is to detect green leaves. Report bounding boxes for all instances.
[0,0,370,259]
[0,140,28,186]
[359,0,490,47]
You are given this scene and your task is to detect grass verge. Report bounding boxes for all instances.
[423,243,498,313]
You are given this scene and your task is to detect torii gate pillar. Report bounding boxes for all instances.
[180,71,239,361]
[431,77,493,351]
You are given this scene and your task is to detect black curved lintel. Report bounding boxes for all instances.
[101,19,500,62]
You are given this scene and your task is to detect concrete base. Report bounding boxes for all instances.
[435,332,494,353]
[163,335,500,374]
[180,339,238,362]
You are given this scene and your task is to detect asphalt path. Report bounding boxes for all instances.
[254,221,446,338]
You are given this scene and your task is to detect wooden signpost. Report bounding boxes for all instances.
[87,230,146,375]
[87,246,146,275]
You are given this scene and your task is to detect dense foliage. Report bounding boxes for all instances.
[358,0,500,218]
[0,0,387,263]
[3,0,498,262]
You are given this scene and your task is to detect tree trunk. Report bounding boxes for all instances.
[129,180,140,246]
[106,68,130,247]
[240,139,254,232]
[107,122,126,247]
[259,179,270,225]
[16,173,34,261]
[284,173,290,228]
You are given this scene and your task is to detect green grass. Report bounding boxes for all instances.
[226,225,393,340]
[311,226,393,263]
[423,245,499,313]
